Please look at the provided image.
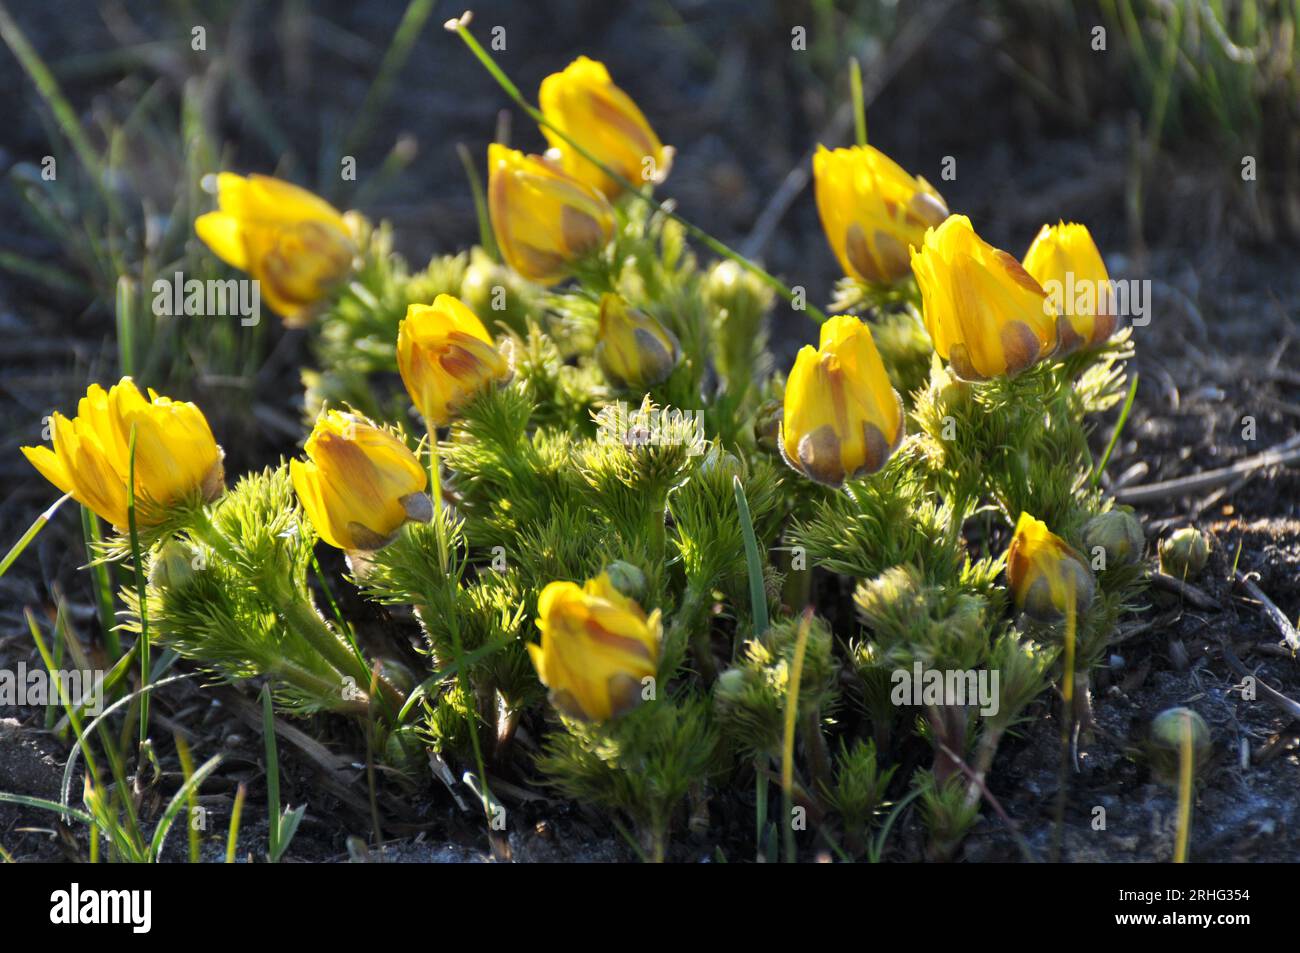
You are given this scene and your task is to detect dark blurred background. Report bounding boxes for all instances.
[2,0,1298,503]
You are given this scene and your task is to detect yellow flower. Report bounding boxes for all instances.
[487,144,615,286]
[538,55,672,199]
[21,378,224,529]
[397,294,511,427]
[595,293,680,390]
[910,215,1058,381]
[290,410,429,552]
[1005,513,1095,623]
[813,144,949,284]
[780,314,904,486]
[528,573,661,722]
[1022,221,1118,354]
[195,172,356,326]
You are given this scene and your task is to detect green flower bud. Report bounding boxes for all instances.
[1082,510,1145,569]
[1148,707,1211,785]
[459,246,539,334]
[150,539,199,590]
[603,560,647,601]
[752,398,783,456]
[1159,527,1210,579]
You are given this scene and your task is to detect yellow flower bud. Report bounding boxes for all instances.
[539,56,672,199]
[1006,513,1095,623]
[289,410,429,552]
[780,314,904,486]
[397,294,511,427]
[487,144,615,286]
[910,215,1059,381]
[528,573,662,722]
[813,144,949,284]
[194,173,357,326]
[21,378,224,530]
[595,293,680,390]
[1022,221,1118,353]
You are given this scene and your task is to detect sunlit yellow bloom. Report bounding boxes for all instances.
[528,573,661,722]
[539,55,672,199]
[397,294,511,427]
[1006,512,1095,623]
[21,378,224,529]
[1021,221,1118,354]
[780,314,904,486]
[195,172,356,326]
[813,144,949,285]
[595,293,680,390]
[487,144,615,286]
[290,410,429,552]
[910,215,1058,381]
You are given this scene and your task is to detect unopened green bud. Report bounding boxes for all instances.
[459,246,537,334]
[603,561,647,601]
[150,539,199,590]
[698,443,742,479]
[1159,527,1209,579]
[703,259,773,317]
[1082,510,1145,569]
[1148,707,1211,785]
[752,399,783,455]
[714,667,748,703]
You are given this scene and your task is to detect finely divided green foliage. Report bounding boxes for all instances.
[790,461,961,583]
[535,694,720,862]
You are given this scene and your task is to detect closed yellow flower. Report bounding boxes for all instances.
[21,378,224,529]
[910,214,1058,381]
[528,573,661,722]
[780,314,904,486]
[813,144,949,285]
[290,410,429,552]
[1006,513,1095,623]
[595,293,680,390]
[487,144,615,286]
[1022,221,1118,354]
[195,172,356,326]
[539,55,672,199]
[397,294,511,427]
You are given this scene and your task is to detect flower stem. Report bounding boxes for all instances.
[447,17,828,324]
[425,423,497,835]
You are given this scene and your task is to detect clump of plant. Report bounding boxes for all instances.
[8,11,1155,863]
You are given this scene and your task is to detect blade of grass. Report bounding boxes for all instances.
[226,782,247,863]
[781,607,814,863]
[1092,371,1139,487]
[59,672,195,806]
[126,424,150,745]
[175,733,201,863]
[457,141,498,260]
[1174,710,1194,862]
[116,276,136,378]
[0,792,95,827]
[341,0,438,160]
[849,56,867,146]
[148,754,222,862]
[733,475,769,638]
[80,506,121,659]
[262,685,281,862]
[0,492,71,579]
